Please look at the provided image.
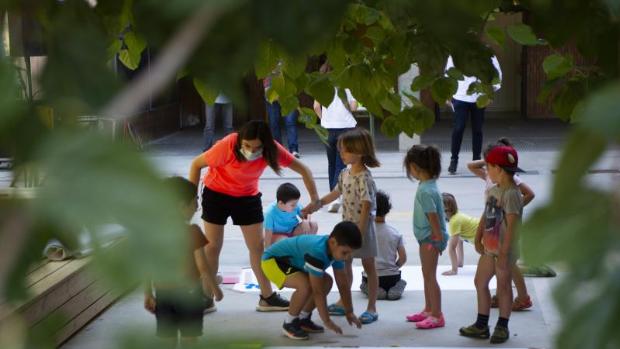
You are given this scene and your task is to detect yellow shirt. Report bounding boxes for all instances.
[448,212,479,241]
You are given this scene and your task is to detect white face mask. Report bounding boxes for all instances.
[241,147,263,161]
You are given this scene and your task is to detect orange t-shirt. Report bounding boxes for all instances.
[202,133,295,197]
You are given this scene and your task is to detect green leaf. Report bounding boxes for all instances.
[506,23,542,46]
[476,94,491,108]
[283,55,307,78]
[577,82,620,141]
[118,49,140,70]
[410,74,436,92]
[430,77,458,104]
[485,26,505,47]
[380,116,401,138]
[552,128,607,202]
[33,131,189,288]
[552,80,585,121]
[446,67,464,81]
[543,54,573,80]
[255,41,280,78]
[379,93,402,115]
[192,78,218,105]
[306,74,335,107]
[365,25,385,45]
[279,96,299,116]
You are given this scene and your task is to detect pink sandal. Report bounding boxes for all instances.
[415,314,445,329]
[406,311,430,322]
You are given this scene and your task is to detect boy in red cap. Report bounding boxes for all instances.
[459,145,524,344]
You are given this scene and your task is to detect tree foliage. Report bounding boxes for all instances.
[0,0,619,348]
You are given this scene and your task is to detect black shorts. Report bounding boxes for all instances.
[154,287,204,338]
[201,186,263,226]
[363,271,401,291]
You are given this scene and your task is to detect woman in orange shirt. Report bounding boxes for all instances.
[189,120,320,312]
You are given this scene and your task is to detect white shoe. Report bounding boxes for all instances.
[327,202,340,213]
[292,151,301,158]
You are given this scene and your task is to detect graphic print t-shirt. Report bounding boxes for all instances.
[483,184,523,255]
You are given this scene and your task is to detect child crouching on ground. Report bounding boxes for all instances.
[264,182,318,248]
[441,192,479,276]
[261,221,363,340]
[360,190,407,300]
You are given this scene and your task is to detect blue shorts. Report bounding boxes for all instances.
[418,236,447,253]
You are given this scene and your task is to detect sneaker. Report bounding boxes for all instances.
[327,201,340,213]
[299,316,324,333]
[512,295,533,311]
[282,319,309,340]
[448,160,457,174]
[387,279,407,300]
[203,296,217,314]
[406,310,430,322]
[459,323,490,339]
[415,314,445,329]
[490,325,510,343]
[490,294,499,308]
[292,151,301,159]
[256,292,289,312]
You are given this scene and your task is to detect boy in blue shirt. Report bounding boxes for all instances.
[261,221,363,340]
[264,182,318,248]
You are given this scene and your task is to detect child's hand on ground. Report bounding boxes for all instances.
[325,319,343,334]
[346,312,362,329]
[144,295,156,314]
[213,286,224,301]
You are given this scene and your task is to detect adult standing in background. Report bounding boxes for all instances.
[446,56,502,174]
[203,93,233,151]
[264,71,301,158]
[313,62,358,213]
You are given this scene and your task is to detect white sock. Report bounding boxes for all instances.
[285,314,298,323]
[299,311,311,319]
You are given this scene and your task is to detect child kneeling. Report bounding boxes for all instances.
[264,182,318,248]
[261,221,363,340]
[360,190,407,300]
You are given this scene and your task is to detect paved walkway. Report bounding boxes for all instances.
[49,118,620,348]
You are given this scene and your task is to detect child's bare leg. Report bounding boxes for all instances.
[496,260,514,320]
[442,236,459,275]
[457,238,464,267]
[474,254,495,315]
[180,337,198,347]
[283,273,311,317]
[420,244,441,317]
[302,274,333,312]
[334,259,353,306]
[361,257,377,313]
[512,264,529,300]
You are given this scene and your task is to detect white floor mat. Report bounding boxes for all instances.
[232,265,495,293]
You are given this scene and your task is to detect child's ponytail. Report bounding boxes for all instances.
[403,144,442,179]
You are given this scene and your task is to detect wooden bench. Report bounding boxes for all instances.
[0,255,124,346]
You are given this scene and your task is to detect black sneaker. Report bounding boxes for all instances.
[282,319,309,340]
[299,316,324,333]
[256,292,289,312]
[490,325,509,344]
[203,296,217,314]
[459,323,490,339]
[448,160,458,174]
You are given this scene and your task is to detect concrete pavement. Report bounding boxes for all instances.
[59,118,620,349]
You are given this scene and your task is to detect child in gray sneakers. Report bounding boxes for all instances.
[360,190,407,300]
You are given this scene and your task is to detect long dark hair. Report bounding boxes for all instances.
[403,144,441,179]
[234,120,282,175]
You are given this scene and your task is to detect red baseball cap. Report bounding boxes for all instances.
[485,146,524,173]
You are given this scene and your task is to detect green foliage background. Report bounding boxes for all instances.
[0,0,619,348]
